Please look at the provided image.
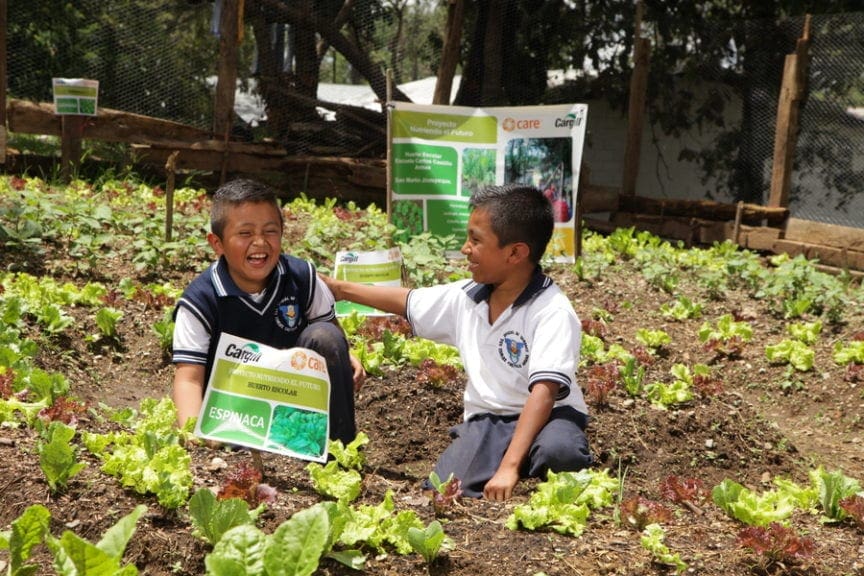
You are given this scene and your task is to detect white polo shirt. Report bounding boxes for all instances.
[406,270,587,421]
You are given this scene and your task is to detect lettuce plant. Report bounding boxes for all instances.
[833,340,864,366]
[205,502,350,576]
[506,469,619,536]
[427,471,463,516]
[698,314,753,357]
[659,296,703,320]
[82,397,192,509]
[634,328,671,353]
[46,505,148,576]
[0,503,51,576]
[38,421,87,493]
[765,339,815,372]
[640,523,687,574]
[737,522,815,568]
[407,520,452,564]
[711,479,796,526]
[188,488,265,546]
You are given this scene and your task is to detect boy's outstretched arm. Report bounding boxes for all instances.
[321,275,411,317]
[172,363,206,428]
[482,381,558,501]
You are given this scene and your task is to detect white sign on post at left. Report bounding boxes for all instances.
[52,78,99,116]
[194,333,332,463]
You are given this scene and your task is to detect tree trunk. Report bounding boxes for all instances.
[433,0,464,105]
[480,0,506,105]
[454,0,510,106]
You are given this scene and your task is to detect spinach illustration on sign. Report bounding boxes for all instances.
[391,200,424,244]
[270,406,327,458]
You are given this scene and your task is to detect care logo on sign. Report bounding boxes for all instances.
[224,342,262,364]
[290,349,328,376]
[502,117,542,132]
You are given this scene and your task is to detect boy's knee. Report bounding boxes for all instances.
[530,437,592,475]
[297,323,347,357]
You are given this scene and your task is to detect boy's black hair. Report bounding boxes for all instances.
[210,178,284,238]
[469,184,554,264]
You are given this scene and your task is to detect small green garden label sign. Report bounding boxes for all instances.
[332,248,403,316]
[195,333,331,462]
[52,78,99,116]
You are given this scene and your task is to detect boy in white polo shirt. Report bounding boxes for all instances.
[323,184,591,500]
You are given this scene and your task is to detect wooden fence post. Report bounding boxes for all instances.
[213,0,242,184]
[768,15,811,210]
[0,0,7,165]
[164,151,180,242]
[60,115,84,182]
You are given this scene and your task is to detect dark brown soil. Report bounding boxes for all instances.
[2,216,864,576]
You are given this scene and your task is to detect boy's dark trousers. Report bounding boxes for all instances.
[296,322,357,444]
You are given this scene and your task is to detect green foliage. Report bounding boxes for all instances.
[711,479,797,526]
[506,469,619,536]
[269,406,328,459]
[578,333,634,367]
[328,432,370,471]
[810,467,862,523]
[833,340,864,365]
[204,500,367,575]
[46,504,147,576]
[94,306,124,339]
[765,339,815,372]
[151,306,175,354]
[1,503,146,576]
[38,421,87,493]
[337,490,424,555]
[620,356,646,397]
[306,461,362,503]
[0,177,210,279]
[188,488,265,547]
[407,520,452,564]
[698,314,753,356]
[756,254,850,322]
[82,397,192,509]
[397,231,464,286]
[304,434,370,503]
[659,296,704,320]
[787,321,822,345]
[642,363,709,408]
[640,524,688,574]
[0,503,51,576]
[390,200,424,244]
[635,328,671,351]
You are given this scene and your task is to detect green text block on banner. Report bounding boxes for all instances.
[195,334,331,462]
[333,249,402,316]
[392,109,497,144]
[392,144,459,195]
[426,199,471,239]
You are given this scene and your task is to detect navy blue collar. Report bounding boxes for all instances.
[464,266,552,308]
[210,255,284,298]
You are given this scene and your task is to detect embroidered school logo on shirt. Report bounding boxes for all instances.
[275,297,301,331]
[498,331,529,368]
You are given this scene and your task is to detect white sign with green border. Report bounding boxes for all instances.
[389,102,588,262]
[332,248,403,316]
[52,78,99,116]
[194,333,331,462]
